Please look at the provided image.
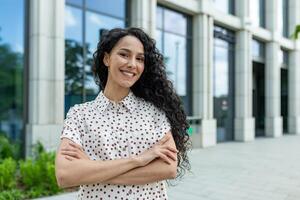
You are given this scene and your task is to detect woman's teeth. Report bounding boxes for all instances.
[121,71,134,77]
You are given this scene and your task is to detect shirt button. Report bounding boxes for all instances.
[122,146,127,151]
[128,189,132,195]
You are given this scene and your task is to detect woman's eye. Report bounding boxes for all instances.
[137,57,144,62]
[119,53,128,57]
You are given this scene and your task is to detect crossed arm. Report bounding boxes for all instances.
[55,132,178,188]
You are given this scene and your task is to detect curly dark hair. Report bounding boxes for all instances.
[92,27,191,178]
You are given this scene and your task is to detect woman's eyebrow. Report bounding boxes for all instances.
[119,48,144,56]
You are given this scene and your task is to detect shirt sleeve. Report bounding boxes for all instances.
[154,108,171,141]
[60,105,84,147]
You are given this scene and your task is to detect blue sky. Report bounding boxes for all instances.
[0,0,24,53]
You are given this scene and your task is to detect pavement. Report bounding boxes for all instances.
[35,134,300,200]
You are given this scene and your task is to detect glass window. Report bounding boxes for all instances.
[66,0,83,7]
[65,6,83,113]
[164,9,187,35]
[213,0,235,15]
[250,0,265,28]
[86,0,126,19]
[252,39,265,62]
[156,6,192,114]
[65,1,127,113]
[278,0,289,37]
[279,49,288,68]
[213,26,235,142]
[0,0,25,141]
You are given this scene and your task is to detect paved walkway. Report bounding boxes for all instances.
[36,135,300,200]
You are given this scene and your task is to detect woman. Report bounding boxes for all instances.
[55,27,190,200]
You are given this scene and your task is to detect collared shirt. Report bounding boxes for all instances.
[61,90,171,200]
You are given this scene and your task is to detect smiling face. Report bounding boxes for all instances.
[103,35,145,90]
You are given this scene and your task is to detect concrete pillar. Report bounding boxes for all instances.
[264,0,282,137]
[130,0,157,38]
[26,0,65,156]
[234,0,255,141]
[193,12,216,147]
[265,42,282,137]
[288,0,300,135]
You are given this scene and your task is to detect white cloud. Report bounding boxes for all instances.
[15,43,23,53]
[65,8,77,27]
[88,13,103,26]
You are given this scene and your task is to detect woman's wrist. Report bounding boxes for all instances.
[130,155,144,167]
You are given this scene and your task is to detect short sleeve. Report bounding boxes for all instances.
[60,105,84,146]
[154,108,171,140]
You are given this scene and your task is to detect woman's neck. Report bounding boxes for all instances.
[103,83,130,103]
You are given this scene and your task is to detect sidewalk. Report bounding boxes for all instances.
[36,135,300,200]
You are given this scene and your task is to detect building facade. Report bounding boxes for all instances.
[0,0,299,155]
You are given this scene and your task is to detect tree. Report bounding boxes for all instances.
[292,24,300,39]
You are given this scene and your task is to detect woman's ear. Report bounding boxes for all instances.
[103,53,110,67]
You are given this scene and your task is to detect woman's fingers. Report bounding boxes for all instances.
[164,146,178,153]
[64,155,75,161]
[61,150,80,159]
[161,149,177,161]
[158,152,172,165]
[69,142,84,151]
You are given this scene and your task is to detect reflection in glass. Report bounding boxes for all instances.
[0,0,24,141]
[213,30,234,142]
[66,0,83,6]
[156,29,163,53]
[65,6,83,113]
[250,0,265,27]
[278,0,289,37]
[86,0,126,18]
[213,0,234,14]
[164,33,186,96]
[252,39,265,62]
[164,9,187,35]
[156,6,192,114]
[156,7,163,29]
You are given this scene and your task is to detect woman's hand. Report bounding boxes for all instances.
[136,133,178,166]
[60,142,90,161]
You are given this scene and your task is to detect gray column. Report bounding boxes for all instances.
[264,0,283,137]
[193,13,216,147]
[130,0,156,38]
[26,0,65,155]
[288,0,300,135]
[234,0,255,141]
[265,42,282,137]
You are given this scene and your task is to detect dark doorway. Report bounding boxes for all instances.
[281,68,288,133]
[253,62,265,137]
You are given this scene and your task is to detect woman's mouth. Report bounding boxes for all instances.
[120,70,135,78]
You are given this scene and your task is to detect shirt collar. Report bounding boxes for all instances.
[95,90,138,114]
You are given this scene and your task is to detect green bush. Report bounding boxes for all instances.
[0,134,20,160]
[0,134,62,199]
[0,189,24,200]
[19,147,61,196]
[0,158,17,190]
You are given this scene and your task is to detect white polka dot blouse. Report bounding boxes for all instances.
[61,90,171,200]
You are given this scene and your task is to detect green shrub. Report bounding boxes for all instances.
[0,134,20,160]
[19,148,61,196]
[0,138,62,199]
[19,158,42,188]
[0,158,17,190]
[0,189,24,200]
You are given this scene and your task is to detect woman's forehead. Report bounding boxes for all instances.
[113,35,144,54]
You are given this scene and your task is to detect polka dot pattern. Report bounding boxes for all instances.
[61,90,171,199]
